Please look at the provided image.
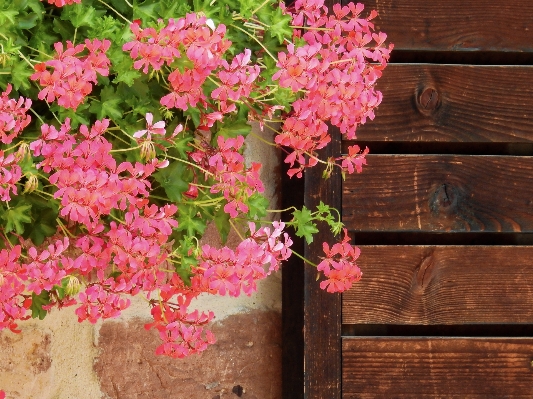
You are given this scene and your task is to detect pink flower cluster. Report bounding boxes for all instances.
[146,292,216,359]
[30,118,167,229]
[31,39,111,110]
[123,17,260,131]
[193,221,292,296]
[317,229,361,293]
[0,246,30,333]
[190,135,264,217]
[0,84,32,144]
[0,150,22,202]
[274,0,392,177]
[26,238,70,295]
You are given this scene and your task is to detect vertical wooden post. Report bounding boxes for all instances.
[303,126,343,398]
[282,125,343,398]
[282,2,346,396]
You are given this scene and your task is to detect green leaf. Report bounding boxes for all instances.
[18,13,39,30]
[262,7,293,45]
[89,86,124,120]
[134,0,158,22]
[152,161,191,202]
[246,193,268,219]
[10,61,33,91]
[61,4,98,28]
[156,0,191,19]
[31,290,50,320]
[52,102,91,128]
[2,203,32,235]
[291,206,319,245]
[52,18,75,40]
[214,206,230,244]
[216,120,252,139]
[173,237,198,285]
[0,10,18,25]
[173,131,194,158]
[113,69,141,87]
[177,204,207,237]
[88,15,121,40]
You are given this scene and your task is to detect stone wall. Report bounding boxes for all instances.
[0,125,282,399]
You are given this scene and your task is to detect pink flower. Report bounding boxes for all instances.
[317,229,362,293]
[133,113,166,139]
[30,39,110,110]
[0,84,32,144]
[340,145,369,174]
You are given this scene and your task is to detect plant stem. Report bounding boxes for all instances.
[291,249,318,267]
[109,145,141,153]
[266,206,297,213]
[249,130,277,147]
[28,108,45,124]
[229,218,245,241]
[251,0,271,15]
[96,0,132,24]
[230,24,277,62]
[165,154,213,176]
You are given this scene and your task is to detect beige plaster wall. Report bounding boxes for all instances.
[0,124,282,399]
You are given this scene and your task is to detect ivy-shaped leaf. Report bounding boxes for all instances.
[10,61,33,91]
[31,290,50,320]
[291,206,319,244]
[133,0,158,22]
[214,205,230,244]
[177,204,207,237]
[2,203,32,234]
[216,120,252,139]
[152,160,191,202]
[246,193,269,219]
[89,86,124,120]
[61,3,98,29]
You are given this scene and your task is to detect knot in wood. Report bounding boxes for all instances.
[430,183,458,215]
[417,87,440,114]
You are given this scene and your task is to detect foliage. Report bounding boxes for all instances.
[0,0,391,359]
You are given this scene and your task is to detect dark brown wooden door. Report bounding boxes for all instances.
[283,1,533,398]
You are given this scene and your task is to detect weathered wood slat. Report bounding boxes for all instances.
[351,65,533,143]
[359,0,533,52]
[342,155,533,232]
[343,246,533,325]
[342,338,533,398]
[295,132,343,397]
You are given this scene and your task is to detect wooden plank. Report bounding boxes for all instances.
[299,125,343,398]
[359,0,533,52]
[342,155,533,232]
[352,65,533,143]
[281,152,305,398]
[343,246,533,325]
[342,338,533,398]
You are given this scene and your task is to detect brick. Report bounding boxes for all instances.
[95,310,281,399]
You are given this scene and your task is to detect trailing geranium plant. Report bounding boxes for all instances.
[0,0,392,360]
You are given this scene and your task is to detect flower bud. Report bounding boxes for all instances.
[23,174,38,194]
[16,143,30,161]
[183,183,199,199]
[64,276,81,296]
[140,140,156,161]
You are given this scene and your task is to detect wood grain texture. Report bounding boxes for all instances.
[342,338,533,398]
[359,0,533,52]
[343,246,533,325]
[352,65,533,142]
[301,125,343,399]
[342,155,533,233]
